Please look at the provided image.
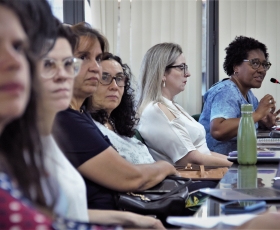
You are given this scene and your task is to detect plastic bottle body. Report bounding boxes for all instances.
[237,104,257,165]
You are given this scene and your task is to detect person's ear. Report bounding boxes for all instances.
[233,65,239,76]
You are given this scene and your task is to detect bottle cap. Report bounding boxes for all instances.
[241,104,253,112]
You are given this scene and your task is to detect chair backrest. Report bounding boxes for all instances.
[134,129,146,144]
[194,78,229,122]
[192,114,201,122]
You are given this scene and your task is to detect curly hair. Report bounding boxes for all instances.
[87,52,139,137]
[223,36,269,76]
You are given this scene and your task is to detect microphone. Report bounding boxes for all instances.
[271,78,280,84]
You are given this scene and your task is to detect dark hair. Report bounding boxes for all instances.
[0,0,55,209]
[223,36,269,76]
[71,22,109,53]
[88,52,139,137]
[57,23,78,52]
[5,0,57,57]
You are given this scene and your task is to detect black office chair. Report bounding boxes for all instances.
[134,129,146,144]
[191,114,201,122]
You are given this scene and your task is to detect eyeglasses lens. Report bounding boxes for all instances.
[41,58,82,78]
[250,59,271,71]
[100,73,126,87]
[184,64,188,74]
[42,60,56,78]
[263,62,271,70]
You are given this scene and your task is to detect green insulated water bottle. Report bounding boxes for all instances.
[237,104,257,165]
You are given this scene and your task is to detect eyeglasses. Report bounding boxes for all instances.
[40,57,82,79]
[99,73,127,87]
[165,63,188,75]
[243,59,272,71]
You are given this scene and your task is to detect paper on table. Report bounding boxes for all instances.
[166,214,256,228]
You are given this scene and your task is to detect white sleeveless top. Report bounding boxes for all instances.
[93,120,155,164]
[138,97,211,164]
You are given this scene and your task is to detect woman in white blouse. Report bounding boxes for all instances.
[137,43,232,166]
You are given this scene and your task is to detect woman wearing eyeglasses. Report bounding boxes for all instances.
[137,43,231,166]
[37,24,90,221]
[86,52,154,164]
[39,25,165,229]
[53,23,177,212]
[199,36,280,155]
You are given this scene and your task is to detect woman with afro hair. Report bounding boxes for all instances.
[199,36,280,155]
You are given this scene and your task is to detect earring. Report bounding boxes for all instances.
[234,71,238,75]
[163,81,166,87]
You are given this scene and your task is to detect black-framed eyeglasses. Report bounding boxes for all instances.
[99,73,127,87]
[165,63,188,75]
[243,58,272,71]
[40,57,82,79]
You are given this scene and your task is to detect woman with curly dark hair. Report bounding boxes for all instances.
[199,36,280,155]
[87,52,154,164]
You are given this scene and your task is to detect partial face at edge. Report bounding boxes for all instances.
[0,6,30,127]
[92,59,125,115]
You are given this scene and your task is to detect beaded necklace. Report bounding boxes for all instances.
[104,118,117,133]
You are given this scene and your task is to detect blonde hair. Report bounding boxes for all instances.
[137,43,182,115]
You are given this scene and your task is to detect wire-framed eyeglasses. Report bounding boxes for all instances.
[99,73,127,87]
[40,57,82,79]
[165,63,188,75]
[243,58,272,71]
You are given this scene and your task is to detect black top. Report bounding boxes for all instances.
[53,108,117,210]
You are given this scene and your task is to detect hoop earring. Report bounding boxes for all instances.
[163,81,166,87]
[234,71,238,75]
